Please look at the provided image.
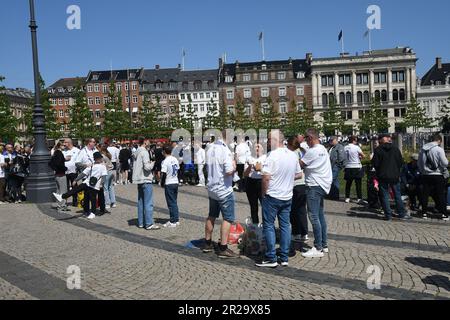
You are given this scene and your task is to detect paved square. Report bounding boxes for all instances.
[0,184,448,300]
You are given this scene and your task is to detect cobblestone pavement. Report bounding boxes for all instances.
[0,184,448,300]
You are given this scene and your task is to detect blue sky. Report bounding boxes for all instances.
[1,0,449,90]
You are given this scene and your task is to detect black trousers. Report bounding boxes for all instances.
[0,178,5,201]
[237,164,246,192]
[291,185,308,237]
[245,178,262,224]
[63,184,98,214]
[66,173,78,206]
[9,175,24,202]
[345,168,363,199]
[98,187,106,212]
[420,175,447,215]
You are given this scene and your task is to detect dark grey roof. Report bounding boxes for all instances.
[1,88,33,99]
[178,69,218,82]
[48,77,85,89]
[421,62,450,86]
[87,68,144,82]
[142,68,181,84]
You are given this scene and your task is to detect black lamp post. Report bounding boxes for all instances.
[26,0,56,203]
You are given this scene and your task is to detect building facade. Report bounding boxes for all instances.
[417,57,450,130]
[1,88,32,141]
[85,68,144,129]
[178,69,219,127]
[310,47,418,133]
[48,77,85,136]
[218,57,312,125]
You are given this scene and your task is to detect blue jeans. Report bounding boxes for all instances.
[306,186,328,251]
[137,183,154,227]
[104,172,116,206]
[165,184,179,223]
[378,182,406,218]
[329,166,341,200]
[262,195,292,263]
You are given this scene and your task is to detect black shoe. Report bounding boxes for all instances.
[217,248,240,259]
[202,242,214,253]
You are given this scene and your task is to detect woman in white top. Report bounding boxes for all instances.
[344,136,366,204]
[244,144,267,224]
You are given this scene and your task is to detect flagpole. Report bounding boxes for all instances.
[369,29,372,52]
[341,33,345,54]
[261,32,266,61]
[182,47,185,71]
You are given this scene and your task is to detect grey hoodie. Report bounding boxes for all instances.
[132,146,154,184]
[418,142,449,176]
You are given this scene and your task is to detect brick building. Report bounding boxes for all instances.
[1,88,33,141]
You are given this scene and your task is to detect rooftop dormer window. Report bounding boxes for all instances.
[225,75,233,83]
[92,75,99,81]
[296,72,305,79]
[261,64,267,71]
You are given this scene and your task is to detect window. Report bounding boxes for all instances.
[399,89,406,101]
[194,81,202,90]
[329,93,335,105]
[182,82,189,90]
[321,75,334,87]
[393,89,399,101]
[95,110,101,118]
[102,84,108,93]
[51,98,57,105]
[213,92,218,99]
[181,105,186,113]
[125,82,129,90]
[345,92,352,105]
[277,72,286,80]
[65,111,70,118]
[244,89,252,99]
[261,88,269,97]
[381,90,388,102]
[394,108,407,118]
[59,110,64,118]
[207,80,215,89]
[58,98,63,105]
[200,104,205,112]
[132,96,138,103]
[94,84,99,92]
[64,98,69,105]
[103,97,108,105]
[260,73,269,81]
[116,83,122,92]
[87,85,93,93]
[279,87,286,97]
[363,91,370,104]
[296,72,305,79]
[132,82,137,90]
[95,97,101,105]
[245,105,251,116]
[162,94,167,101]
[88,98,93,105]
[375,90,381,101]
[194,104,198,112]
[228,105,234,115]
[356,73,369,85]
[339,92,345,105]
[125,96,130,104]
[341,111,353,120]
[374,72,387,83]
[169,94,177,101]
[180,94,186,100]
[199,93,204,99]
[243,74,251,82]
[322,93,328,107]
[225,76,233,83]
[261,103,269,114]
[193,93,198,100]
[296,86,304,96]
[155,81,162,90]
[226,90,234,100]
[279,103,287,114]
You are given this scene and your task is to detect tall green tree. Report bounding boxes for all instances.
[68,80,96,141]
[103,82,129,140]
[0,76,19,143]
[251,99,263,131]
[233,99,251,130]
[181,95,198,135]
[261,97,280,130]
[439,95,450,133]
[218,98,231,131]
[24,76,60,140]
[321,100,344,136]
[403,97,433,133]
[140,95,165,139]
[285,100,302,137]
[358,98,389,135]
[204,98,220,130]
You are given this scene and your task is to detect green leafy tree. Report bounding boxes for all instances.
[218,97,231,131]
[204,98,220,130]
[403,97,433,133]
[439,95,450,133]
[24,75,60,140]
[181,95,198,135]
[140,95,165,139]
[68,80,96,141]
[251,99,263,131]
[358,98,389,135]
[284,100,302,137]
[0,76,19,143]
[261,97,280,130]
[233,98,251,130]
[321,100,344,136]
[103,82,129,140]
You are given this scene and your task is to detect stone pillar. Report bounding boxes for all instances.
[334,72,339,99]
[352,70,357,106]
[410,67,417,98]
[406,68,411,101]
[317,73,321,107]
[369,69,374,97]
[312,73,318,109]
[387,68,393,102]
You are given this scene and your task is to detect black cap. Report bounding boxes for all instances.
[93,152,103,160]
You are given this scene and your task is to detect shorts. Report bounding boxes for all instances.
[153,161,162,172]
[120,162,130,171]
[208,193,235,223]
[345,168,364,180]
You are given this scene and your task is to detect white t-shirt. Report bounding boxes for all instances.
[262,147,302,201]
[235,142,251,164]
[206,141,234,200]
[76,147,95,167]
[300,142,310,151]
[301,144,333,194]
[82,163,107,191]
[107,146,120,163]
[245,154,267,180]
[64,147,80,175]
[0,155,5,178]
[161,156,180,185]
[345,144,363,169]
[195,147,206,165]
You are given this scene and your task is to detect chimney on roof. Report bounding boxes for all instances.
[306,53,312,64]
[436,57,442,69]
[155,65,160,70]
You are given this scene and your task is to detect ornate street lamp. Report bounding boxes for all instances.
[26,0,56,203]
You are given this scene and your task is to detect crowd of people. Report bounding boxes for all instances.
[2,128,449,268]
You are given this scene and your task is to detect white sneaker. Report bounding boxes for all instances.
[53,193,63,203]
[163,222,178,228]
[145,224,161,230]
[357,199,368,205]
[345,198,351,204]
[196,184,205,187]
[302,247,324,258]
[279,261,289,267]
[323,247,329,253]
[105,205,111,210]
[112,204,117,208]
[87,213,96,220]
[0,201,4,205]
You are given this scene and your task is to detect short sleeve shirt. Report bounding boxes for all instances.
[161,156,180,185]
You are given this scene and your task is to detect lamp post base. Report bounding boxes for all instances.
[26,155,56,204]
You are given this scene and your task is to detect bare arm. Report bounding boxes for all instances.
[294,172,304,180]
[262,174,270,197]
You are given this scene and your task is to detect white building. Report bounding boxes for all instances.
[417,57,450,130]
[310,47,418,134]
[178,70,219,128]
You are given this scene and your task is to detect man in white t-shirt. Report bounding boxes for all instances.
[203,134,239,259]
[195,144,206,187]
[0,154,6,204]
[107,142,120,183]
[161,146,180,228]
[256,130,303,268]
[63,138,80,207]
[344,136,366,204]
[300,128,333,259]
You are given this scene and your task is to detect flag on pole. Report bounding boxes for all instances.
[363,30,369,38]
[182,48,186,57]
[259,32,263,41]
[338,30,343,41]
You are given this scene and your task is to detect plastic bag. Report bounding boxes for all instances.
[227,222,245,245]
[241,217,266,256]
